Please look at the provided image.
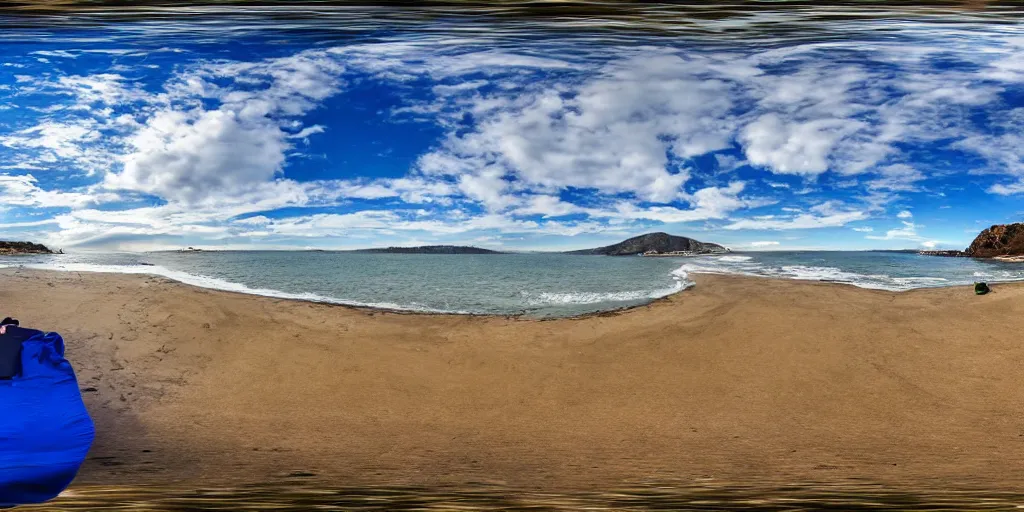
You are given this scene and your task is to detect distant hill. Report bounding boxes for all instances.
[357,245,503,255]
[0,241,53,255]
[565,232,728,256]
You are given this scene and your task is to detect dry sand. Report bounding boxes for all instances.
[2,268,1024,492]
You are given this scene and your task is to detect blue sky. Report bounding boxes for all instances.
[0,15,1023,252]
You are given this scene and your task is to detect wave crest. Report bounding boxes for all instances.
[525,265,694,305]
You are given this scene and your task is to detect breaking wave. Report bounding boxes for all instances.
[680,254,1024,291]
[524,265,693,305]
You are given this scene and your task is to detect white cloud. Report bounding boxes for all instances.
[416,53,739,203]
[725,209,867,230]
[330,177,456,204]
[851,226,874,232]
[741,114,863,175]
[0,218,60,229]
[510,194,583,218]
[749,241,780,247]
[989,181,1024,195]
[0,174,116,209]
[598,182,767,224]
[108,108,292,202]
[897,210,913,219]
[865,221,921,241]
[0,120,106,172]
[105,50,346,203]
[868,164,925,192]
[223,210,610,240]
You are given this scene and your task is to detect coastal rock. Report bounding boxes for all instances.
[566,232,727,256]
[965,223,1024,258]
[918,250,968,257]
[0,241,53,255]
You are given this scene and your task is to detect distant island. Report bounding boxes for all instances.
[566,232,728,256]
[356,245,504,255]
[921,223,1024,262]
[0,241,55,255]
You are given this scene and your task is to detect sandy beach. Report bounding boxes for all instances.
[3,267,1024,493]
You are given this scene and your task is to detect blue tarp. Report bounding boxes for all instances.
[0,329,95,507]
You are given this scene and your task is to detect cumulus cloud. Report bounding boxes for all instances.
[416,54,739,203]
[897,210,913,219]
[740,114,863,175]
[106,50,346,203]
[108,109,292,202]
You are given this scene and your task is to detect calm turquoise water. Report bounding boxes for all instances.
[2,251,1022,317]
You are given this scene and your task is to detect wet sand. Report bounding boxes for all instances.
[2,268,1024,494]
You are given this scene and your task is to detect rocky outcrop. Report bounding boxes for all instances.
[566,232,727,256]
[918,250,969,257]
[0,241,53,255]
[965,223,1024,258]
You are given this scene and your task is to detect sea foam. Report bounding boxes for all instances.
[525,265,693,306]
[677,258,1000,292]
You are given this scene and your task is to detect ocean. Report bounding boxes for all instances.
[2,251,1022,317]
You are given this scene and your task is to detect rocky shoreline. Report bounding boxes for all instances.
[920,223,1024,261]
[0,241,54,255]
[918,250,969,257]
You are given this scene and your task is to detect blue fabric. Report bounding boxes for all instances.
[0,330,94,507]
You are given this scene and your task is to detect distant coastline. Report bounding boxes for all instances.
[0,241,55,255]
[355,245,503,255]
[339,232,728,256]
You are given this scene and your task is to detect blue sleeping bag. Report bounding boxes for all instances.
[0,327,95,507]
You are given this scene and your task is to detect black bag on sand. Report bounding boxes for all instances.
[0,319,24,379]
[975,282,990,295]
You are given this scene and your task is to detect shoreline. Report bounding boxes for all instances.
[1,263,1020,321]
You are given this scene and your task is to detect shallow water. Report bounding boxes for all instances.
[21,482,1024,511]
[2,251,1023,317]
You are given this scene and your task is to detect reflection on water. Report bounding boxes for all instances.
[20,482,1024,511]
